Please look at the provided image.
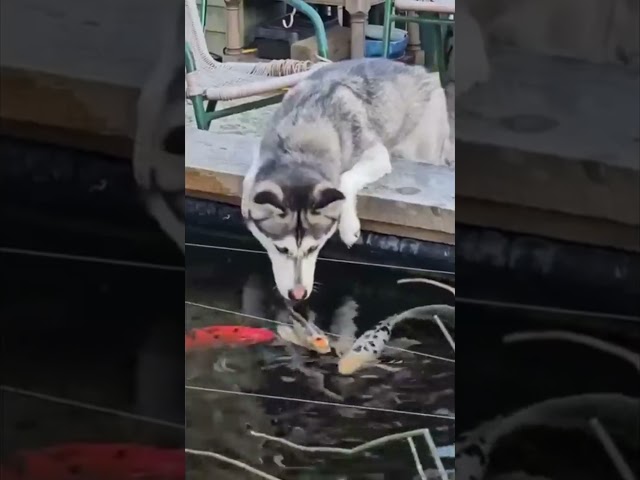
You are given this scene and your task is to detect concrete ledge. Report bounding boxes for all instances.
[0,0,162,157]
[457,47,639,229]
[186,129,455,244]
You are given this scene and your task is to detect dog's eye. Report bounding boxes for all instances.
[276,246,290,255]
[307,245,318,254]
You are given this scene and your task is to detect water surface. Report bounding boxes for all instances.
[185,245,456,480]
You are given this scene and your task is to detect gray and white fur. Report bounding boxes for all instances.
[242,58,451,301]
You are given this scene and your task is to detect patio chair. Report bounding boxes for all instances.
[185,0,330,130]
[381,0,454,77]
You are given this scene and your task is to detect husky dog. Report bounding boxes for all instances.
[242,58,450,301]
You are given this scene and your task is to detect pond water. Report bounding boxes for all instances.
[185,244,456,480]
[3,238,636,480]
[1,247,184,465]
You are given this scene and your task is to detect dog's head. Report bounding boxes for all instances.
[242,178,344,301]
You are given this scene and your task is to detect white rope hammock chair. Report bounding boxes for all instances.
[184,0,326,102]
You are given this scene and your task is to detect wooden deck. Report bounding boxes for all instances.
[0,0,164,158]
[3,0,638,251]
[456,48,640,251]
[186,129,456,244]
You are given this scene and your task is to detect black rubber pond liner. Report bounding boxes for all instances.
[0,135,181,265]
[187,196,639,316]
[456,224,640,317]
[186,196,455,275]
[0,136,142,221]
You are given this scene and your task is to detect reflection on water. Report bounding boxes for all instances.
[186,245,455,479]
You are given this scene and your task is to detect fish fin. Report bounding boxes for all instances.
[386,338,422,350]
[287,307,310,327]
[374,363,403,373]
[277,325,306,348]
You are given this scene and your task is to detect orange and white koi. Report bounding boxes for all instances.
[276,307,331,354]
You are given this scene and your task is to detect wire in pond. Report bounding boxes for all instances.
[185,300,455,363]
[457,297,640,323]
[434,315,455,353]
[423,429,449,480]
[0,246,184,272]
[589,418,637,480]
[1,385,183,430]
[398,277,455,296]
[252,427,448,479]
[185,385,455,420]
[250,427,443,456]
[407,436,428,480]
[185,242,454,276]
[503,330,640,372]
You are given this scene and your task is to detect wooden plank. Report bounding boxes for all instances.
[186,129,455,242]
[0,68,137,158]
[0,0,165,156]
[457,48,640,226]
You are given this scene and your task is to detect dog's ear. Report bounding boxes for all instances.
[312,188,345,217]
[250,190,286,218]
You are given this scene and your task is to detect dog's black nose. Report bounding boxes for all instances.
[288,286,307,301]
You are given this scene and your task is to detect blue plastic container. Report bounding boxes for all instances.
[364,25,408,58]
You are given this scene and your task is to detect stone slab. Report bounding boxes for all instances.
[0,0,168,157]
[457,47,639,227]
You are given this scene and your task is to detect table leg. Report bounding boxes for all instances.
[345,0,372,59]
[407,13,425,65]
[223,0,243,56]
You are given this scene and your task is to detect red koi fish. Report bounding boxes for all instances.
[0,443,184,480]
[185,325,276,351]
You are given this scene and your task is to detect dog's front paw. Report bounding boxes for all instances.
[339,210,361,248]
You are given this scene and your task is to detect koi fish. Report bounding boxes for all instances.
[185,325,276,351]
[338,304,455,375]
[338,277,455,374]
[0,443,184,480]
[276,307,331,354]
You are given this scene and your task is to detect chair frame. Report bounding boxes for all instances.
[381,0,454,76]
[186,0,329,130]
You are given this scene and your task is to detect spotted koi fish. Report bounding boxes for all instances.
[338,304,454,375]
